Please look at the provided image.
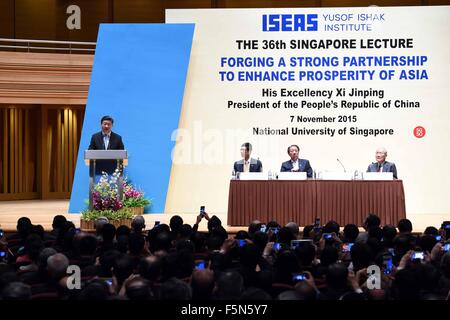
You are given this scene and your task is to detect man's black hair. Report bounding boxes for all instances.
[398,219,413,233]
[169,215,184,233]
[52,215,67,230]
[101,223,116,243]
[365,213,381,228]
[241,142,252,152]
[100,115,114,124]
[159,277,192,300]
[326,263,348,291]
[287,144,300,153]
[79,234,98,256]
[423,226,439,236]
[322,220,340,235]
[343,224,359,242]
[382,225,398,243]
[240,287,272,300]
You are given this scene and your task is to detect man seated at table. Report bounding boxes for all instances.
[233,142,263,173]
[367,147,398,179]
[280,144,313,178]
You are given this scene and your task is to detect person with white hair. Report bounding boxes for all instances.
[367,147,398,179]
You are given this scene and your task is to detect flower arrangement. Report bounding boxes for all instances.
[122,178,152,209]
[82,170,151,223]
[91,170,124,211]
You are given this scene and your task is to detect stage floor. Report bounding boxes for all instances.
[0,200,448,233]
[0,200,230,233]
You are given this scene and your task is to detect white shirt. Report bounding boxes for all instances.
[103,132,111,149]
[291,159,299,171]
[243,159,250,172]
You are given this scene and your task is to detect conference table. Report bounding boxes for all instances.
[227,180,406,227]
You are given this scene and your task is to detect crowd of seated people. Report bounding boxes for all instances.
[0,213,449,300]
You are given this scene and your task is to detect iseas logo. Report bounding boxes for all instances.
[262,14,318,32]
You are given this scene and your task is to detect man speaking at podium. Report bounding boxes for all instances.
[280,144,313,178]
[88,115,125,175]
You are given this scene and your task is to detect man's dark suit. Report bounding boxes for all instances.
[280,159,313,178]
[88,131,125,175]
[233,158,263,173]
[88,131,124,151]
[367,161,397,179]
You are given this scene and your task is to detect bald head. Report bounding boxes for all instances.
[95,217,109,234]
[47,253,69,280]
[132,216,145,232]
[285,222,299,238]
[295,281,317,300]
[190,269,215,299]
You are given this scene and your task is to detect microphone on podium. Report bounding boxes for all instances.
[337,158,346,172]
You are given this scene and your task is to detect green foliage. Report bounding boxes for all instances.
[123,196,151,208]
[81,208,133,221]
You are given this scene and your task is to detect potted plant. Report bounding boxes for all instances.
[80,170,134,230]
[80,208,133,230]
[122,178,152,215]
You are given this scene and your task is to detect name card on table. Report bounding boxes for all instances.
[363,172,394,180]
[320,171,354,180]
[277,172,307,180]
[238,172,267,180]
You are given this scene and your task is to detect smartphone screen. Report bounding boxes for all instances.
[270,227,280,235]
[200,206,205,216]
[0,229,4,237]
[0,251,7,258]
[323,233,333,240]
[342,243,354,252]
[104,279,113,286]
[195,261,206,270]
[238,239,246,247]
[292,273,307,282]
[412,251,424,260]
[260,224,267,233]
[154,221,160,228]
[444,244,450,252]
[291,239,313,250]
[383,256,393,275]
